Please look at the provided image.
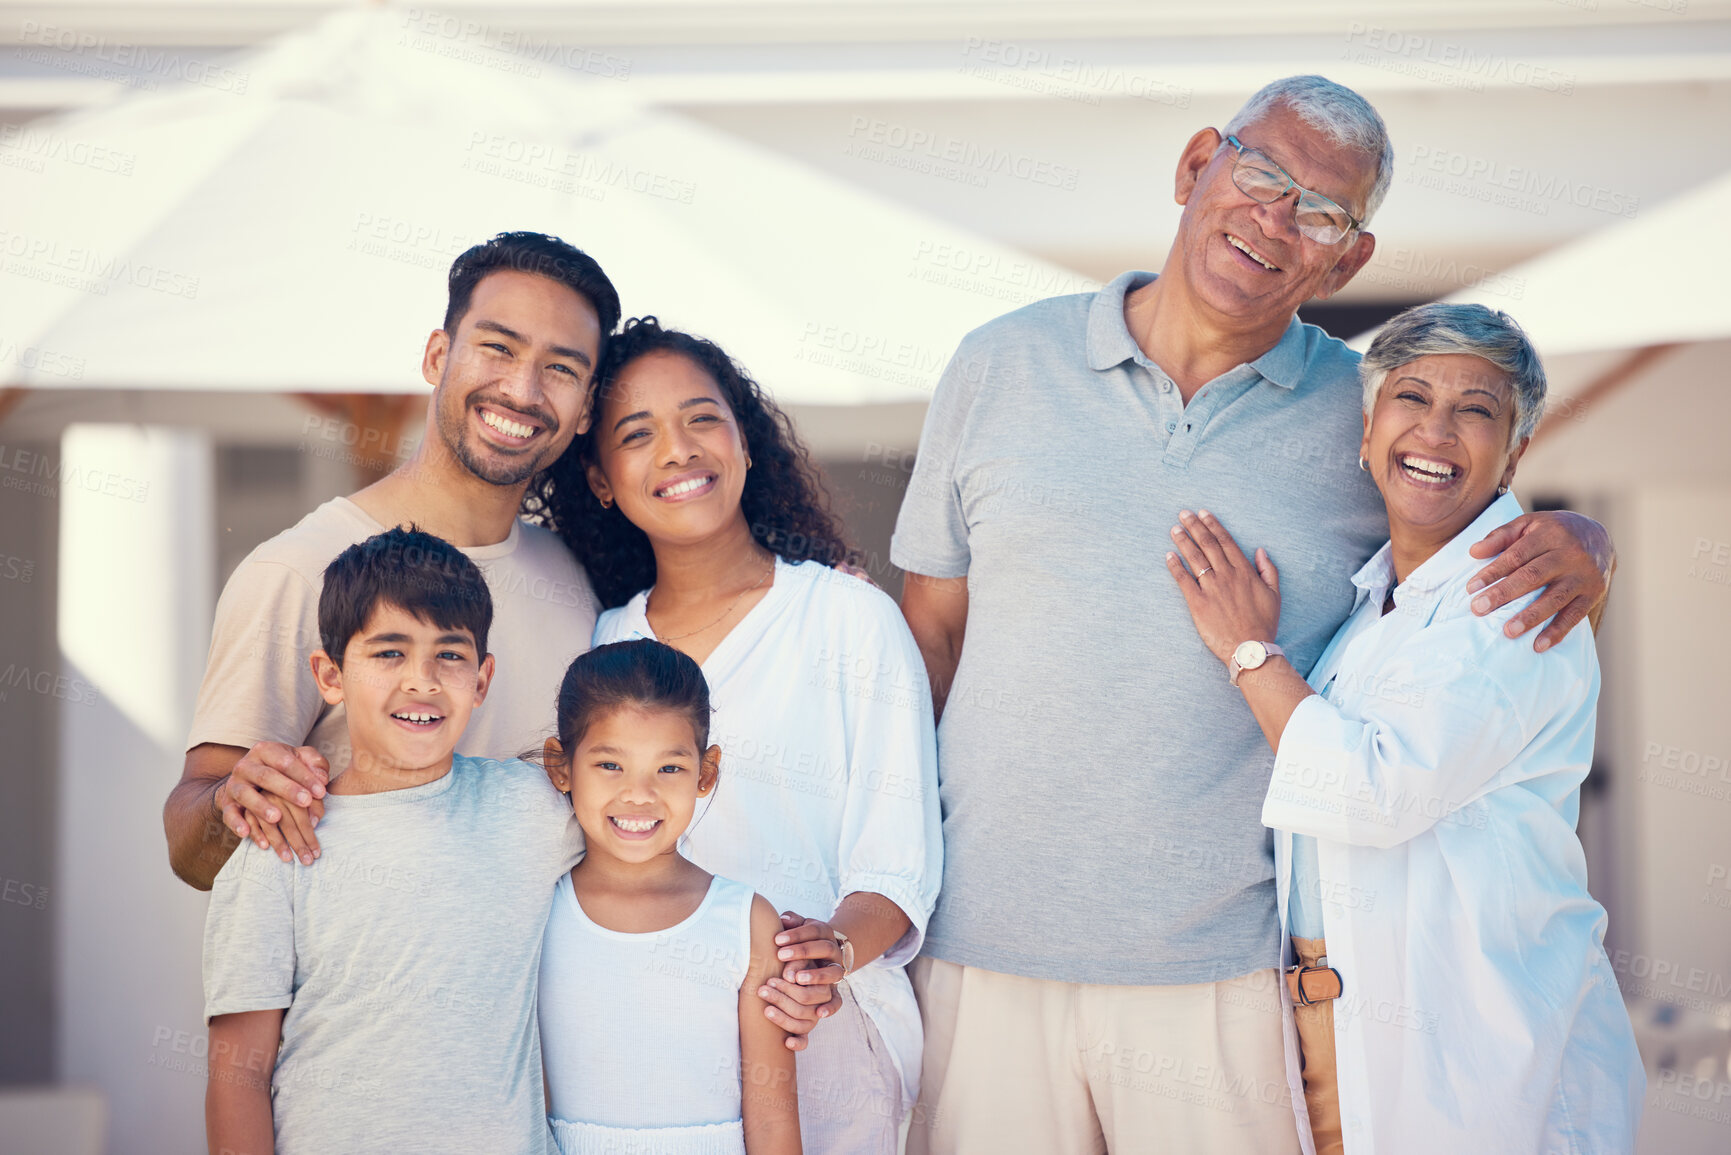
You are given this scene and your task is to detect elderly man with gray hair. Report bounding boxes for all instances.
[1168,301,1642,1153]
[894,77,1618,1153]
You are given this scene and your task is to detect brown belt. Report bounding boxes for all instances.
[1285,961,1344,1006]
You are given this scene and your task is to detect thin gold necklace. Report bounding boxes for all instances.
[650,556,775,643]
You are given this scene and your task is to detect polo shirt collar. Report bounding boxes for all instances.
[1086,270,1156,372]
[1086,270,1308,391]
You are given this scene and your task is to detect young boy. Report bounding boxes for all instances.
[202,526,582,1154]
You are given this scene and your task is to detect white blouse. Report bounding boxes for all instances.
[1263,494,1644,1155]
[594,557,942,1111]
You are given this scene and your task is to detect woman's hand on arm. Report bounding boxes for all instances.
[1467,509,1613,651]
[206,1009,282,1155]
[764,892,912,1047]
[741,897,803,1154]
[1165,509,1314,751]
[755,909,841,1052]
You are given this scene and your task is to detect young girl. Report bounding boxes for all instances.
[531,317,941,1153]
[536,639,801,1155]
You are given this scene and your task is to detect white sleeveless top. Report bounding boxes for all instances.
[538,872,754,1155]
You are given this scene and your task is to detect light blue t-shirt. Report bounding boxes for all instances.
[890,271,1389,985]
[203,756,583,1154]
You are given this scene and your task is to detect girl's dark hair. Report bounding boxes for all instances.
[550,640,711,758]
[523,316,856,608]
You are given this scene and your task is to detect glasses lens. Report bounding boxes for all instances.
[1233,152,1288,203]
[1295,195,1352,245]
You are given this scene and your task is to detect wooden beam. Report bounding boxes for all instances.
[1531,343,1680,446]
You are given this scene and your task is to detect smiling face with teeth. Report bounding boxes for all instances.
[1361,353,1529,577]
[1168,103,1380,336]
[423,269,603,489]
[545,704,719,866]
[586,350,753,550]
[311,601,493,792]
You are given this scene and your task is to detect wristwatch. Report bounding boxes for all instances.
[833,929,855,976]
[1228,640,1285,687]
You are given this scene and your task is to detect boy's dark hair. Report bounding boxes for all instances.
[552,640,712,756]
[527,315,857,608]
[318,527,493,668]
[444,231,622,339]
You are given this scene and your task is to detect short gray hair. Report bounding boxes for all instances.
[1361,303,1547,447]
[1223,75,1394,224]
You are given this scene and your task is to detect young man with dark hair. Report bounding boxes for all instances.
[165,231,611,884]
[164,230,836,1043]
[203,526,581,1155]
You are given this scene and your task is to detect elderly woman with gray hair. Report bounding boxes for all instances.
[1166,302,1643,1155]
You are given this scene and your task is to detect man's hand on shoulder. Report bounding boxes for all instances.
[1467,509,1614,652]
[221,742,330,866]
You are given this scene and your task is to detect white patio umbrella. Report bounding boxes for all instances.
[1344,169,1731,487]
[0,4,1092,405]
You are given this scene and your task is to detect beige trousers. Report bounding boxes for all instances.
[794,981,903,1154]
[907,957,1300,1155]
[1289,936,1344,1155]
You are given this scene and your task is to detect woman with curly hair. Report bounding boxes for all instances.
[533,316,941,1154]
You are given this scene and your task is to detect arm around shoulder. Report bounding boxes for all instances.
[740,894,801,1155]
[167,742,328,890]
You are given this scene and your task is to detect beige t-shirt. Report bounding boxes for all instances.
[186,497,597,777]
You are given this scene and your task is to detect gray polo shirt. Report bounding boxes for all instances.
[891,270,1389,985]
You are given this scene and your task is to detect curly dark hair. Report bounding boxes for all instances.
[524,316,856,609]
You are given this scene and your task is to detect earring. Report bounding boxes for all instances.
[1496,484,1510,496]
[599,495,612,509]
[1358,456,1369,472]
[745,453,753,469]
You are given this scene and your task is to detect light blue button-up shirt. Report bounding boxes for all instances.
[1265,493,1643,1153]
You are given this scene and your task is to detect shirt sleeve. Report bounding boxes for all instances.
[1262,606,1594,850]
[888,332,992,580]
[185,556,326,753]
[495,758,586,878]
[203,840,297,1022]
[833,592,944,968]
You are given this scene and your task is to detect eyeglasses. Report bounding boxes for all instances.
[1223,135,1362,246]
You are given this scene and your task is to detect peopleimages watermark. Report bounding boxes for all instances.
[462,132,696,205]
[843,116,1080,191]
[0,661,102,708]
[0,230,200,300]
[1639,739,1731,802]
[1342,24,1577,95]
[908,240,1103,308]
[1,876,48,911]
[14,21,250,94]
[0,335,85,381]
[0,443,151,503]
[396,8,632,81]
[795,322,947,392]
[1689,537,1731,593]
[957,38,1192,108]
[1403,145,1639,220]
[1354,246,1526,302]
[0,122,135,177]
[345,213,477,271]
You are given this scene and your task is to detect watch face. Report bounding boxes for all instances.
[1234,641,1267,669]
